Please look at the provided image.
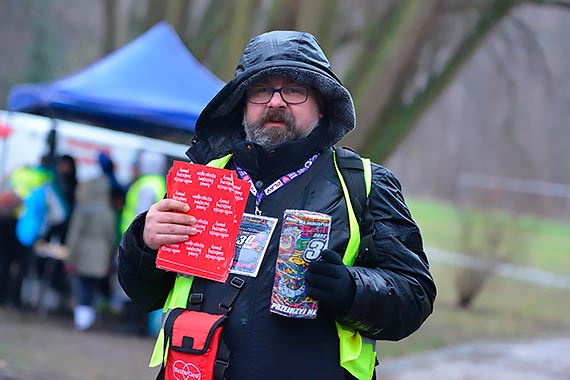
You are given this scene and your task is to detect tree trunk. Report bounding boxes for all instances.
[102,0,116,55]
[214,0,256,80]
[145,0,166,30]
[186,0,228,63]
[165,0,190,34]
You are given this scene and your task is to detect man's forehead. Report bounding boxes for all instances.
[252,76,306,86]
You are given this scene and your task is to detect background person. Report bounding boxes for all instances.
[0,157,51,308]
[96,152,127,312]
[65,174,116,331]
[115,150,167,336]
[16,154,77,313]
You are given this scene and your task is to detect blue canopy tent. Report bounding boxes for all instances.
[7,22,224,143]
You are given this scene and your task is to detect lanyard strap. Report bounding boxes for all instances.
[234,153,319,214]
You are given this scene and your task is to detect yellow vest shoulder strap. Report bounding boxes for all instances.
[121,174,166,233]
[332,149,376,380]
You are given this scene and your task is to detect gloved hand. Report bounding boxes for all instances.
[306,249,356,318]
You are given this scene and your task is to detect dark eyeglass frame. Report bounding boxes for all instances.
[246,85,310,105]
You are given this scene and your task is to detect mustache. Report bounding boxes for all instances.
[259,109,295,126]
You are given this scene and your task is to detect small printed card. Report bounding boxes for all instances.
[270,209,331,319]
[156,161,250,282]
[230,213,278,278]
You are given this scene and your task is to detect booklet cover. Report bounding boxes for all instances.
[270,209,331,319]
[156,161,250,282]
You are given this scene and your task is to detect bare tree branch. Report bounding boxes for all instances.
[342,0,442,152]
[508,15,554,86]
[360,0,521,161]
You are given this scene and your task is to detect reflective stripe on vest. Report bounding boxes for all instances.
[149,152,376,379]
[9,166,51,199]
[120,174,166,234]
[9,166,52,217]
[332,150,376,379]
[8,166,52,217]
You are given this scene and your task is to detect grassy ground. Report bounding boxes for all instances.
[379,261,570,358]
[378,197,570,358]
[406,197,570,275]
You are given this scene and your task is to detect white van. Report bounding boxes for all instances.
[0,110,190,185]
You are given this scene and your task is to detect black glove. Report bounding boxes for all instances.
[306,249,356,318]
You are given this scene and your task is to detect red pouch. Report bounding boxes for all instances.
[161,309,227,380]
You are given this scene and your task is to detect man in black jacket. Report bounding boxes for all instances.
[119,30,436,380]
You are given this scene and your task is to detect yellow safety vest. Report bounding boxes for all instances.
[8,166,52,216]
[121,174,166,234]
[150,153,376,379]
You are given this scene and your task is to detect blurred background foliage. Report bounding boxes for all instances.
[1,0,569,162]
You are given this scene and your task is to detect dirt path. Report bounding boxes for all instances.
[379,335,570,380]
[0,307,155,380]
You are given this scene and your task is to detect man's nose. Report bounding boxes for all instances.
[267,90,287,107]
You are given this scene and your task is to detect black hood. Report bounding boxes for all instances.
[188,31,356,164]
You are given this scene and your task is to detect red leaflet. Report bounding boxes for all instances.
[156,161,250,282]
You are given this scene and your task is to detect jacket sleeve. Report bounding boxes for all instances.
[65,207,83,266]
[340,164,436,341]
[117,212,176,311]
[16,187,47,247]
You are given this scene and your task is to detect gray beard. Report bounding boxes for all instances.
[243,109,318,150]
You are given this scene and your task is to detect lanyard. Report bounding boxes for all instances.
[234,153,319,215]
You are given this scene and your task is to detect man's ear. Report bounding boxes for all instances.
[316,92,325,119]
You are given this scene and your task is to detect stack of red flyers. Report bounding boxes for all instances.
[156,161,250,282]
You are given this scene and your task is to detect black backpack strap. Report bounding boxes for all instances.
[214,333,231,380]
[333,146,367,218]
[184,275,205,311]
[184,275,245,380]
[217,276,246,314]
[333,146,378,265]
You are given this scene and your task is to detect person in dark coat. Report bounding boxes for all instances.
[119,31,436,380]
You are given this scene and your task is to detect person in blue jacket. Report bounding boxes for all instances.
[16,154,77,310]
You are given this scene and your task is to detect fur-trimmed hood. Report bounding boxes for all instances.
[187,30,356,164]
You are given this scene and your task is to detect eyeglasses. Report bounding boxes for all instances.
[246,85,310,105]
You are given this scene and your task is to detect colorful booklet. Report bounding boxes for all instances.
[156,161,250,282]
[270,209,331,319]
